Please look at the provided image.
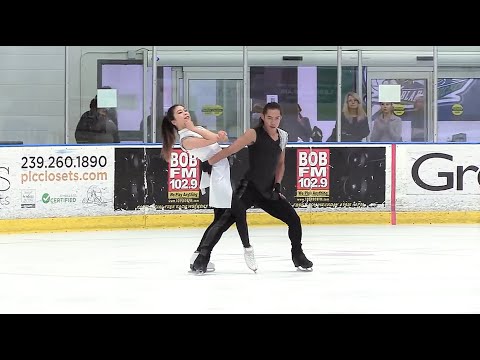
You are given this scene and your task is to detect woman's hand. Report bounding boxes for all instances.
[217,130,228,142]
[185,118,196,131]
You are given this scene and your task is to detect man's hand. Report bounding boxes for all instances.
[272,182,285,200]
[200,160,213,174]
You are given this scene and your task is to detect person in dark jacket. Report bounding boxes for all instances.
[327,91,370,142]
[75,97,120,144]
[280,103,313,142]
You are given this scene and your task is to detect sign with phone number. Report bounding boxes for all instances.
[0,146,115,219]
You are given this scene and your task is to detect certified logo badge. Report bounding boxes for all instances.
[42,193,51,204]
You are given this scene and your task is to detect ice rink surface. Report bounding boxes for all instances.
[0,224,479,314]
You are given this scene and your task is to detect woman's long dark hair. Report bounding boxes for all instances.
[161,104,183,162]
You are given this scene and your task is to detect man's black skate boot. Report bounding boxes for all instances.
[190,251,215,272]
[292,249,313,271]
[193,250,211,274]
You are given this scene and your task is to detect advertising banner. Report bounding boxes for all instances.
[396,144,480,211]
[114,145,386,212]
[167,149,201,205]
[115,147,203,211]
[295,148,330,203]
[282,146,386,209]
[0,146,115,219]
[114,146,251,212]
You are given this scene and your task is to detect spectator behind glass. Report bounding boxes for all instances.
[279,103,313,142]
[327,91,370,142]
[251,103,264,128]
[370,102,402,142]
[410,94,426,142]
[75,97,120,144]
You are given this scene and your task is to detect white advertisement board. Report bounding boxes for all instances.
[0,146,115,219]
[396,144,480,211]
[6,143,477,221]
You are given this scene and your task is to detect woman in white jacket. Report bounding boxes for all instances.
[370,102,402,142]
[160,104,257,274]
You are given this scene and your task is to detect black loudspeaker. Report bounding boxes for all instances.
[330,148,385,205]
[114,148,146,210]
[144,150,165,206]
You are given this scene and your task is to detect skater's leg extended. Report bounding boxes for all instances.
[258,197,313,270]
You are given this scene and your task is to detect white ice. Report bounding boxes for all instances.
[0,224,479,314]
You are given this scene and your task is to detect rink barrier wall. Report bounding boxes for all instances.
[0,143,479,233]
[3,211,479,235]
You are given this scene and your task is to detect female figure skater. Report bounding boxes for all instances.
[161,104,257,274]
